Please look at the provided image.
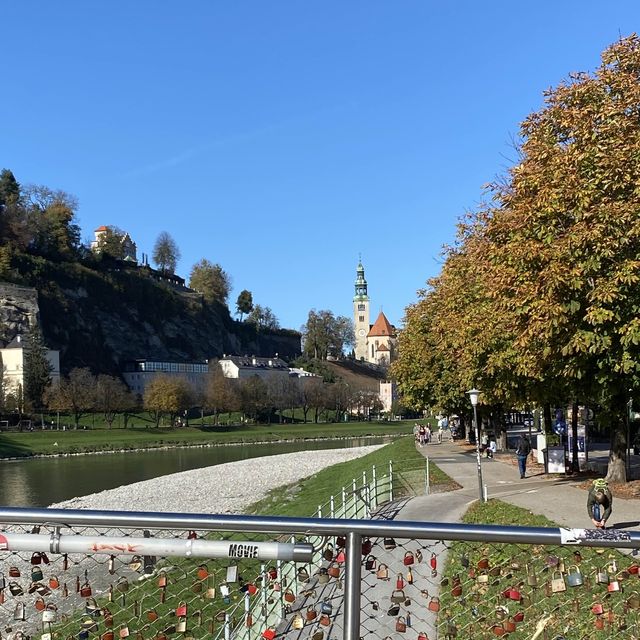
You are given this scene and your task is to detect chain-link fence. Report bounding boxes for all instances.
[2,457,638,640]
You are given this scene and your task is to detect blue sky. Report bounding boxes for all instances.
[3,2,639,332]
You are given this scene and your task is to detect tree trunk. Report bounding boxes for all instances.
[606,409,628,483]
[543,403,552,435]
[571,402,579,473]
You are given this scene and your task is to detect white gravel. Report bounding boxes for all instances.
[49,445,383,513]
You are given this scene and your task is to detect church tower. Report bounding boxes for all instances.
[353,260,370,361]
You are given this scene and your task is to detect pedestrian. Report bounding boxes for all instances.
[425,425,431,444]
[587,478,612,528]
[437,425,443,444]
[515,435,531,479]
[481,432,489,453]
[487,435,496,459]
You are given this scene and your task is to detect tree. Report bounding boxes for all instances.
[24,185,81,260]
[0,169,20,208]
[392,36,640,483]
[236,290,254,320]
[302,310,354,360]
[95,375,132,429]
[246,305,280,331]
[204,364,238,424]
[45,368,96,429]
[143,375,192,427]
[238,376,270,422]
[22,326,53,410]
[153,231,180,273]
[189,259,231,304]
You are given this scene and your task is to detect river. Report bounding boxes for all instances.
[0,437,392,507]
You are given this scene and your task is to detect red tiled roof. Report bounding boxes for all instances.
[368,312,395,337]
[95,225,108,232]
[376,344,390,352]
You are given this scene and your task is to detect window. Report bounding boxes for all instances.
[359,315,364,322]
[358,304,365,311]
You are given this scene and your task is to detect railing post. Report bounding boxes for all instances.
[341,487,347,518]
[425,457,430,495]
[224,614,231,640]
[371,464,377,509]
[343,531,362,640]
[389,460,393,501]
[330,495,335,519]
[352,478,357,518]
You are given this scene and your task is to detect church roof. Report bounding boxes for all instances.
[95,225,108,232]
[376,343,390,352]
[368,312,395,337]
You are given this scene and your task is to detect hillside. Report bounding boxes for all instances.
[0,254,300,373]
[324,359,386,390]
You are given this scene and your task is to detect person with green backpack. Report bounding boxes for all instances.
[587,478,613,528]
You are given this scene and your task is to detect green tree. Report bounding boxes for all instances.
[247,304,280,331]
[0,169,20,208]
[189,259,231,304]
[236,290,254,320]
[25,185,81,260]
[152,231,180,273]
[238,376,270,422]
[45,368,96,429]
[22,326,53,410]
[143,375,192,427]
[302,310,354,360]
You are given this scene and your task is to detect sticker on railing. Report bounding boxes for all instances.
[560,527,631,545]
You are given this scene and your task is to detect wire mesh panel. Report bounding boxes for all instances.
[0,524,313,640]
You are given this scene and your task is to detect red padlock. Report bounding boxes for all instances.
[509,587,522,602]
[396,573,405,589]
[592,603,604,615]
[403,552,415,566]
[262,627,276,640]
[361,538,373,555]
[513,611,525,623]
[430,553,437,570]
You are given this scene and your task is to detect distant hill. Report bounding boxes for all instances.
[0,254,300,374]
[324,359,386,390]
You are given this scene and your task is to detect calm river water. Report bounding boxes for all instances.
[0,437,390,507]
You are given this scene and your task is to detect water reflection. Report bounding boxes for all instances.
[0,437,392,507]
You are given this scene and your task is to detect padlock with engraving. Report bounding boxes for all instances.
[14,602,26,621]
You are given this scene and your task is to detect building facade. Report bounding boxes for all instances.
[0,335,61,396]
[122,359,208,397]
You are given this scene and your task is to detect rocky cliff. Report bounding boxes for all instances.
[0,258,300,373]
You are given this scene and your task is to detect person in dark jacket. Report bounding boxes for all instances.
[515,435,531,479]
[587,479,612,528]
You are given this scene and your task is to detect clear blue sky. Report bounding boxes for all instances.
[3,2,638,332]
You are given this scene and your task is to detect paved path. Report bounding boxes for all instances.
[410,439,640,530]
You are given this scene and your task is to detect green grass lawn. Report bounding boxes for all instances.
[0,420,415,457]
[248,436,452,516]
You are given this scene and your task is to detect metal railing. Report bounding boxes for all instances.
[1,505,640,640]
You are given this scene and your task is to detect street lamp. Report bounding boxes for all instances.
[467,388,485,502]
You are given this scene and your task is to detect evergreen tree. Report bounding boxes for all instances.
[23,326,53,410]
[0,169,20,208]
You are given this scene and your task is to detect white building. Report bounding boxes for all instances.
[0,334,60,395]
[122,359,208,397]
[218,355,291,381]
[90,225,137,262]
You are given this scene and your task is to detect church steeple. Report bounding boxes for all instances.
[353,259,370,361]
[353,259,369,301]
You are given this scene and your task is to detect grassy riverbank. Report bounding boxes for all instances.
[0,420,415,457]
[248,436,456,516]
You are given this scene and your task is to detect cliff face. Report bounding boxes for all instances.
[0,260,300,373]
[0,284,39,344]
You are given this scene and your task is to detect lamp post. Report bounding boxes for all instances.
[467,388,485,502]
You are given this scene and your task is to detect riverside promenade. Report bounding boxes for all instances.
[403,438,640,531]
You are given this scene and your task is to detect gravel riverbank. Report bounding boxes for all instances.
[49,445,383,513]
